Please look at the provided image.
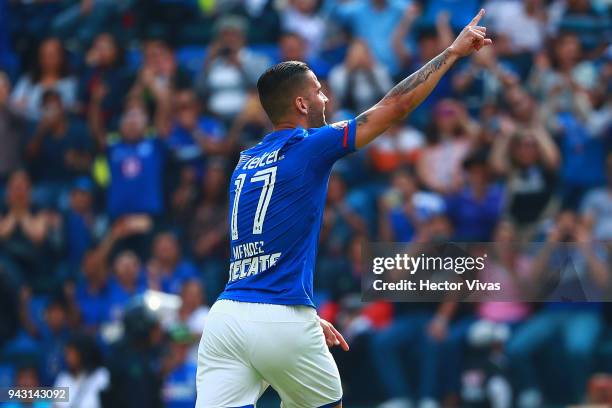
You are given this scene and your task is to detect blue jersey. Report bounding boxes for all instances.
[107,138,166,219]
[218,120,357,307]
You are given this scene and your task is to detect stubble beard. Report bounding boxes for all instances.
[306,107,326,128]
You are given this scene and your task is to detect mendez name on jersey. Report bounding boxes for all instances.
[218,119,357,307]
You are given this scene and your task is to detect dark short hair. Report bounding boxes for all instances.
[256,61,311,124]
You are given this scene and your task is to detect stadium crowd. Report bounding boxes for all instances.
[0,0,611,407]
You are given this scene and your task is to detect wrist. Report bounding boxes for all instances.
[445,46,461,61]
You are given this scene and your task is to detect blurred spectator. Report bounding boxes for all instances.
[452,44,519,115]
[51,0,119,49]
[37,296,73,386]
[161,328,198,408]
[417,99,478,195]
[548,0,612,51]
[73,250,111,331]
[195,16,269,121]
[333,0,405,75]
[279,31,331,79]
[102,305,164,408]
[25,90,93,209]
[130,39,191,121]
[554,107,608,209]
[188,161,229,300]
[0,171,58,294]
[320,173,369,256]
[490,121,560,240]
[159,88,229,175]
[528,32,596,115]
[73,216,151,329]
[581,153,612,241]
[164,279,209,364]
[420,0,480,32]
[61,178,103,280]
[144,232,198,295]
[370,214,456,408]
[226,91,272,148]
[108,250,145,323]
[393,12,454,127]
[100,102,168,220]
[460,224,533,407]
[329,39,392,114]
[79,32,131,131]
[53,333,109,408]
[189,161,228,257]
[378,168,445,242]
[391,2,423,74]
[3,365,52,408]
[483,0,547,53]
[0,72,28,184]
[507,211,609,407]
[368,123,424,175]
[282,0,326,57]
[10,38,77,121]
[317,234,366,306]
[445,150,504,242]
[474,221,532,323]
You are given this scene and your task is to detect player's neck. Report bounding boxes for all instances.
[273,117,308,131]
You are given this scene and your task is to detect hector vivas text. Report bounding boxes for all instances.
[370,253,501,293]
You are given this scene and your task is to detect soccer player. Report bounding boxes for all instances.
[196,9,492,408]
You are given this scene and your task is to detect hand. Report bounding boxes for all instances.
[448,9,492,58]
[140,67,157,88]
[10,207,28,221]
[435,10,450,28]
[534,52,551,71]
[576,223,591,244]
[427,315,448,341]
[37,114,55,133]
[320,319,350,351]
[206,41,223,60]
[403,2,421,22]
[546,226,562,244]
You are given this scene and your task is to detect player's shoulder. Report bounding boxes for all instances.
[306,120,350,137]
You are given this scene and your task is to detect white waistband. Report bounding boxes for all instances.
[210,299,318,323]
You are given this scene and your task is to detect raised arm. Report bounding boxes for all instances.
[353,9,492,149]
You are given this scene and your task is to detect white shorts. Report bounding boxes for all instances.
[195,299,343,408]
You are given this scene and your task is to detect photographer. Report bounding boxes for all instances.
[194,16,269,122]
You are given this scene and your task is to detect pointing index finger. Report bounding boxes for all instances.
[468,8,485,27]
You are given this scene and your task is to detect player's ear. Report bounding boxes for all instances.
[295,96,308,116]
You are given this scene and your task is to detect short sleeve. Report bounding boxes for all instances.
[303,119,357,165]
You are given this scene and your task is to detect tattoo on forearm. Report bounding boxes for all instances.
[386,49,451,99]
[356,112,369,127]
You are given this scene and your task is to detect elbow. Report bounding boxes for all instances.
[382,97,414,122]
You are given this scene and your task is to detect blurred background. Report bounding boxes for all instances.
[0,0,611,407]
